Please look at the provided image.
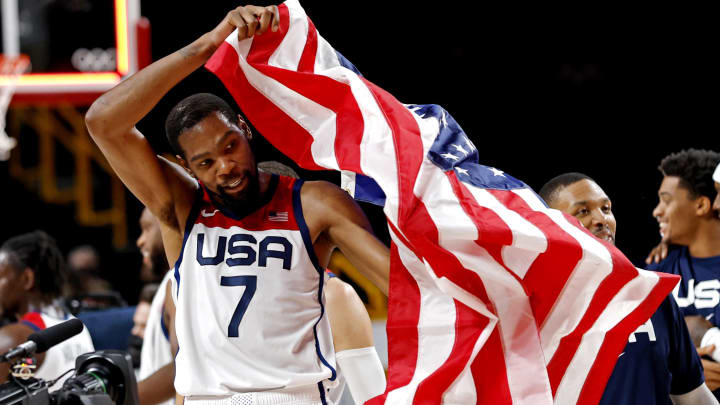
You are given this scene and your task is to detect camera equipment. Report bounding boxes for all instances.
[0,350,138,405]
[1,319,84,363]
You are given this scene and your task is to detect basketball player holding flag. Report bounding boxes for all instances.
[88,2,679,404]
[87,4,387,405]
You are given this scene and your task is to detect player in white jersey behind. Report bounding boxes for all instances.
[134,207,176,405]
[0,231,95,388]
[85,5,390,404]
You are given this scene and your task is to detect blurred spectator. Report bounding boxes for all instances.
[137,209,169,283]
[135,208,175,405]
[0,231,95,386]
[65,245,125,313]
[66,244,113,294]
[128,283,159,369]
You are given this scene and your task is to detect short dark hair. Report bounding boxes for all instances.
[257,161,299,179]
[0,231,67,301]
[538,172,595,206]
[659,149,720,200]
[165,93,239,158]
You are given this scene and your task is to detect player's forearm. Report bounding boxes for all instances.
[86,33,216,140]
[341,238,390,296]
[138,362,176,405]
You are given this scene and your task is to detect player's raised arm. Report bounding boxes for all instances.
[85,5,279,227]
[301,181,390,295]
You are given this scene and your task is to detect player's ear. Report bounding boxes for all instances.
[177,155,196,179]
[696,195,712,217]
[238,116,252,141]
[21,267,34,291]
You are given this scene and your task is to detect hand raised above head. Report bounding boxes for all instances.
[209,5,280,48]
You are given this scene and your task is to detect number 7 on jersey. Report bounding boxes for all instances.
[220,275,257,337]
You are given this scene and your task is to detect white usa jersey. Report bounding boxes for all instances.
[173,175,337,398]
[139,271,173,405]
[21,307,95,389]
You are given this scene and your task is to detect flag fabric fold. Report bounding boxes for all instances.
[205,1,679,403]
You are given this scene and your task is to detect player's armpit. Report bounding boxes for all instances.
[155,164,197,265]
[84,121,197,233]
[86,125,180,224]
[301,181,389,295]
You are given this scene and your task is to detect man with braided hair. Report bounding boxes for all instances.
[0,231,95,386]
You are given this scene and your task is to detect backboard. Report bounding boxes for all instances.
[0,0,146,105]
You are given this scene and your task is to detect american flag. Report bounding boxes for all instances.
[268,210,288,221]
[205,1,679,403]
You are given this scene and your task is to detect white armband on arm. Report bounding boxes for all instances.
[701,327,720,362]
[336,347,386,404]
[671,383,719,405]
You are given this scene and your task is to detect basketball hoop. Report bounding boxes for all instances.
[0,54,30,161]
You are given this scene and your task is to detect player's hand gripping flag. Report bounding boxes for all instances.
[206,1,679,403]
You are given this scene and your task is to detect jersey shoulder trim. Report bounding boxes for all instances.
[292,179,337,381]
[20,312,46,332]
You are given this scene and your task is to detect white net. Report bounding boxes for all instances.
[0,54,30,161]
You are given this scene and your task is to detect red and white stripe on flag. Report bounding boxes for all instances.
[205,1,679,404]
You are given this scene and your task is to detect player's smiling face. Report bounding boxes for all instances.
[178,112,260,208]
[551,179,616,244]
[652,176,701,245]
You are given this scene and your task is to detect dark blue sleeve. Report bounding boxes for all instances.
[666,296,705,394]
[645,262,661,271]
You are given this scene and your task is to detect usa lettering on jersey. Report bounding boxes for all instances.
[173,177,337,396]
[673,279,720,309]
[628,319,656,343]
[196,233,293,270]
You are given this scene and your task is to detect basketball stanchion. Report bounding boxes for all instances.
[0,54,30,160]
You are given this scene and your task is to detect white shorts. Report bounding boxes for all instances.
[183,385,333,405]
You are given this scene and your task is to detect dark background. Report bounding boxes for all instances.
[1,1,716,303]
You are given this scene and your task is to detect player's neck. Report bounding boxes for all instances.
[14,300,31,320]
[688,220,720,258]
[257,171,273,195]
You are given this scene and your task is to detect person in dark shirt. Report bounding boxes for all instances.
[540,172,716,404]
[645,150,720,396]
